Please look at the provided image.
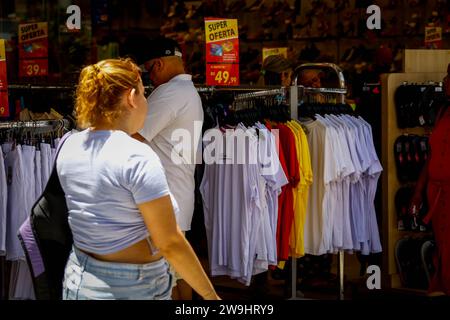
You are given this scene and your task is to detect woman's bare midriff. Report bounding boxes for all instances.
[81,238,162,264]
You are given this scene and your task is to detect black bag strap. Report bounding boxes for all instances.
[54,131,73,168]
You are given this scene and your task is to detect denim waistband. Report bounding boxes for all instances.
[70,246,169,280]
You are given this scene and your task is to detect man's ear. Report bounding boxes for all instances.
[155,58,164,71]
[127,88,138,109]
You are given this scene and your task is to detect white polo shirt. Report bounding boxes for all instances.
[139,74,204,231]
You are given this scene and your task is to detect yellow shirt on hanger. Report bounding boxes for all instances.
[287,121,313,258]
[285,122,303,258]
[295,121,313,256]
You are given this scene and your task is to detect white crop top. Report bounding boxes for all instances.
[57,129,178,255]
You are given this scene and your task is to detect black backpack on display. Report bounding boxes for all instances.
[18,132,73,300]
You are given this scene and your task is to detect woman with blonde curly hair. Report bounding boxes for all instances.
[57,58,219,300]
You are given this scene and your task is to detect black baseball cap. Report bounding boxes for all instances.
[139,37,183,65]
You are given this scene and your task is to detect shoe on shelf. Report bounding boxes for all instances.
[185,4,197,20]
[228,0,247,14]
[246,0,266,12]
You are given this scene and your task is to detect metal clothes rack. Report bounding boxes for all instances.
[196,86,289,298]
[0,119,70,131]
[195,85,288,97]
[233,88,286,101]
[8,83,286,94]
[8,84,75,91]
[289,63,348,301]
[232,88,287,111]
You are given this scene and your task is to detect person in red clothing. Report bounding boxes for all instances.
[410,64,450,296]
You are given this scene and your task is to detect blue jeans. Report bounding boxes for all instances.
[63,247,173,300]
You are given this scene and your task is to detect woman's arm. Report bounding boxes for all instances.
[138,195,220,300]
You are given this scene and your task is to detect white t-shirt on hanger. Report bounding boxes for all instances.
[201,128,257,282]
[325,115,356,252]
[0,147,7,256]
[34,150,42,200]
[2,143,27,261]
[255,122,288,267]
[302,119,330,256]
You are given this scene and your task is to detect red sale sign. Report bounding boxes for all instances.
[206,64,239,86]
[19,59,48,78]
[205,18,239,86]
[0,39,9,118]
[18,22,48,77]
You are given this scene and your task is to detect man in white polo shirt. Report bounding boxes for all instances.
[133,37,204,300]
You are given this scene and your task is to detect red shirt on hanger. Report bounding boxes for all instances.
[267,121,300,262]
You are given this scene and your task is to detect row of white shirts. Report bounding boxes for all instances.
[1,139,61,300]
[300,114,383,256]
[200,122,289,286]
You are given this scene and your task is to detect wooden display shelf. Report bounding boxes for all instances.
[397,231,433,237]
[391,286,429,296]
[381,71,446,291]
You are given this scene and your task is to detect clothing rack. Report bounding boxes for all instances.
[8,83,285,95]
[195,85,284,92]
[231,88,287,112]
[200,85,291,298]
[233,88,286,101]
[0,119,70,130]
[8,84,75,91]
[289,63,348,301]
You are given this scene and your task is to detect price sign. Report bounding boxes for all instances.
[19,59,48,77]
[0,94,8,117]
[205,18,240,86]
[0,39,9,117]
[18,22,48,78]
[262,47,288,61]
[425,27,442,49]
[207,64,239,86]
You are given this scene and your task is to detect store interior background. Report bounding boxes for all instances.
[1,0,449,86]
[1,0,450,300]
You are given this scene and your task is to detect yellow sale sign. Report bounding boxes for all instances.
[0,39,5,59]
[262,47,288,61]
[205,19,239,43]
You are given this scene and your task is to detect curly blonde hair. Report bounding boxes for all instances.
[75,58,142,129]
